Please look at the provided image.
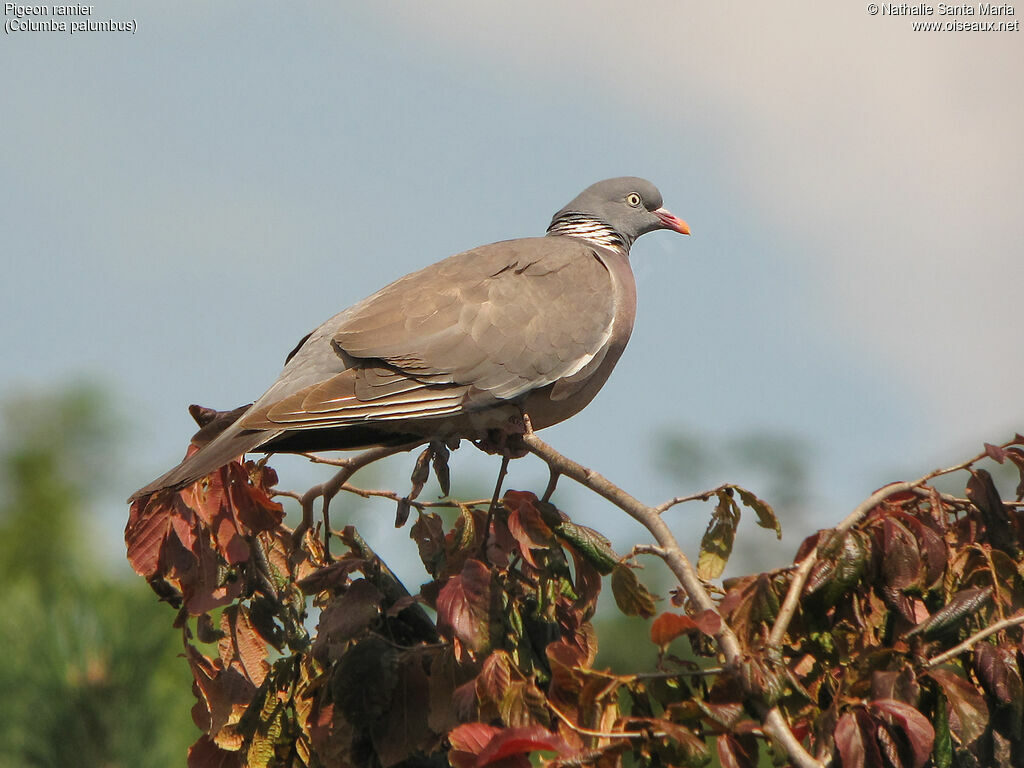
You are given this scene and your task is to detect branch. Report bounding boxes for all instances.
[924,610,1024,669]
[290,443,421,545]
[521,430,823,768]
[767,441,1012,650]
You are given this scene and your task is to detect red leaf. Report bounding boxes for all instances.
[125,496,173,577]
[437,559,493,652]
[835,711,866,768]
[650,612,699,648]
[449,723,501,768]
[928,667,990,745]
[218,605,269,687]
[475,726,570,767]
[870,699,934,768]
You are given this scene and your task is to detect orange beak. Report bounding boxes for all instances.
[654,207,690,235]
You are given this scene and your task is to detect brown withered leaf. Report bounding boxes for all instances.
[410,513,446,575]
[611,564,657,618]
[295,558,364,595]
[436,558,494,652]
[186,645,255,738]
[394,496,412,528]
[734,485,782,539]
[431,442,451,497]
[226,462,284,533]
[125,495,174,578]
[218,605,269,687]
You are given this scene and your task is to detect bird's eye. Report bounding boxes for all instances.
[626,193,642,207]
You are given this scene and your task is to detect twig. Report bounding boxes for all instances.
[291,443,421,546]
[547,699,647,740]
[655,484,731,514]
[767,442,1011,650]
[924,611,1024,668]
[521,430,823,768]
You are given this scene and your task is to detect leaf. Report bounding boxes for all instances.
[555,520,619,574]
[436,559,494,652]
[973,642,1023,707]
[805,530,870,606]
[735,486,782,539]
[650,612,699,648]
[697,489,740,579]
[125,495,174,577]
[928,667,990,746]
[448,723,501,768]
[611,565,657,618]
[474,725,570,766]
[218,605,269,687]
[834,711,867,768]
[187,735,244,768]
[870,699,935,768]
[906,586,993,638]
[394,497,412,528]
[431,443,451,497]
[314,579,382,651]
[881,517,922,591]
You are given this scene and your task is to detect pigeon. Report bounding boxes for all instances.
[129,177,689,501]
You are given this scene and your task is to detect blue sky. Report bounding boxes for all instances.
[3,1,1021,578]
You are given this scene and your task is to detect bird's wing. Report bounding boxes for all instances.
[242,237,617,430]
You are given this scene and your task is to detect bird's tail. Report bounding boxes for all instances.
[128,419,278,503]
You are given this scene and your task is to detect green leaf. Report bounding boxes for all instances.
[555,520,619,575]
[697,490,740,579]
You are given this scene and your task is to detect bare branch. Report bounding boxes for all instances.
[924,610,1024,669]
[291,443,422,546]
[521,430,823,768]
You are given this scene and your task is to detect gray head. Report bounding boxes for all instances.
[547,177,689,252]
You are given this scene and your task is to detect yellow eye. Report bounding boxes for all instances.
[626,193,642,207]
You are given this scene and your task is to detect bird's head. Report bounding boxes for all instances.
[548,177,690,250]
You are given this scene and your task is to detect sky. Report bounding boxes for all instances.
[2,1,1022,579]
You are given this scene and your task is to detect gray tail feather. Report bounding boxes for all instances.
[128,427,275,503]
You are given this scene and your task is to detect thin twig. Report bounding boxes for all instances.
[291,443,422,546]
[655,484,731,514]
[924,611,1024,669]
[521,430,822,768]
[767,442,1010,650]
[547,699,647,740]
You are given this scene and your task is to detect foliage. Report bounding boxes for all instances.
[125,436,1024,768]
[0,386,196,768]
